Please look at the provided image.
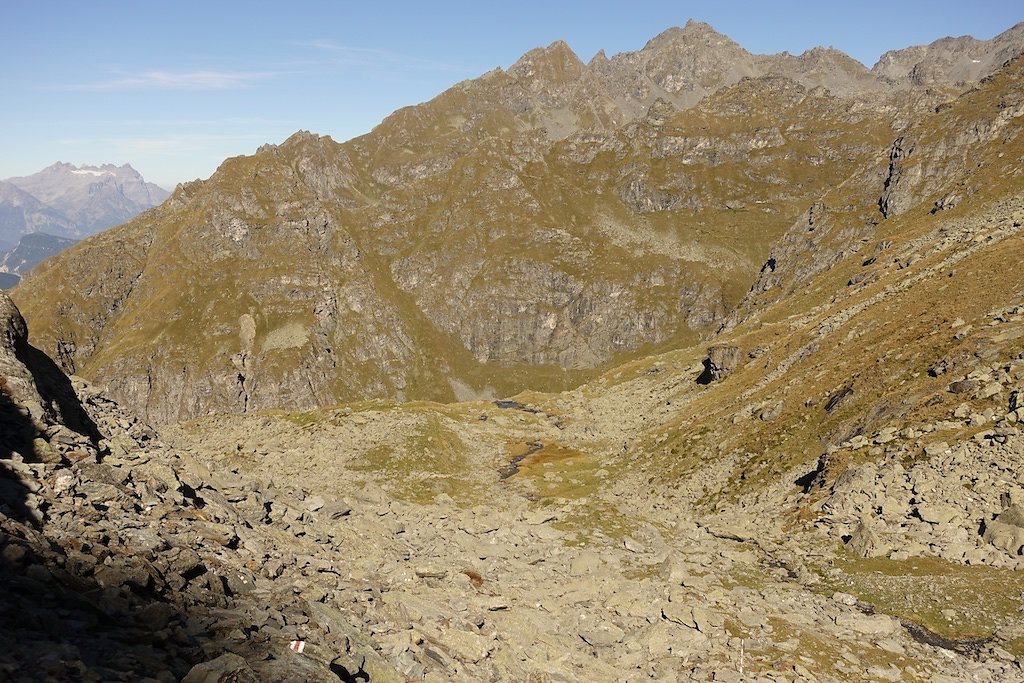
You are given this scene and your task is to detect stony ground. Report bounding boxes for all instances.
[5,149,1024,681]
[5,265,1024,680]
[159,374,1024,682]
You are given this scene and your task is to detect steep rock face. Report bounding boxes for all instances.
[730,55,1024,325]
[876,59,1024,219]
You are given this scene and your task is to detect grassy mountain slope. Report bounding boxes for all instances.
[14,72,900,422]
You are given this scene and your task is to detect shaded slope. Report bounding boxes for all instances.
[0,232,78,275]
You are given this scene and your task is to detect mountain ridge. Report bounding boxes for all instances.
[12,20,1024,424]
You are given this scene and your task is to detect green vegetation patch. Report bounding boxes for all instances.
[505,443,605,501]
[729,615,932,682]
[822,554,1024,656]
[349,415,483,506]
[552,502,642,546]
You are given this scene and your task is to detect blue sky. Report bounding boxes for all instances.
[2,1,1020,189]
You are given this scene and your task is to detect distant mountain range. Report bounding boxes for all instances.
[0,162,168,247]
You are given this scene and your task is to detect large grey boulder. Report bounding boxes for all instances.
[984,505,1024,555]
[845,518,891,558]
[698,344,742,383]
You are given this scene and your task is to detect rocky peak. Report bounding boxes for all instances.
[643,19,736,49]
[507,39,584,84]
[281,129,325,147]
[872,21,1024,87]
[587,48,609,66]
[640,20,748,63]
[794,45,867,69]
[3,161,169,237]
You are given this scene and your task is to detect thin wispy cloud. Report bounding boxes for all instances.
[58,133,272,155]
[298,39,474,74]
[89,117,293,128]
[62,69,281,92]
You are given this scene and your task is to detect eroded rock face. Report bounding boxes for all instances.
[0,291,98,462]
[879,136,917,218]
[699,344,742,383]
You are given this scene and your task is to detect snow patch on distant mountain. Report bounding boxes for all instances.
[70,169,114,177]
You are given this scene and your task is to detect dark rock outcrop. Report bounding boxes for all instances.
[698,344,742,384]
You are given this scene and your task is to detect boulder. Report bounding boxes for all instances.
[698,345,742,383]
[916,503,960,525]
[983,521,1024,555]
[181,653,258,683]
[949,379,978,394]
[438,628,492,663]
[845,519,891,558]
[984,505,1024,555]
[579,621,625,647]
[835,612,899,636]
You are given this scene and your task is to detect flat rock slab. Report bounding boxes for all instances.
[835,612,899,637]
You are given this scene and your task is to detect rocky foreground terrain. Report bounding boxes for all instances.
[4,21,1024,683]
